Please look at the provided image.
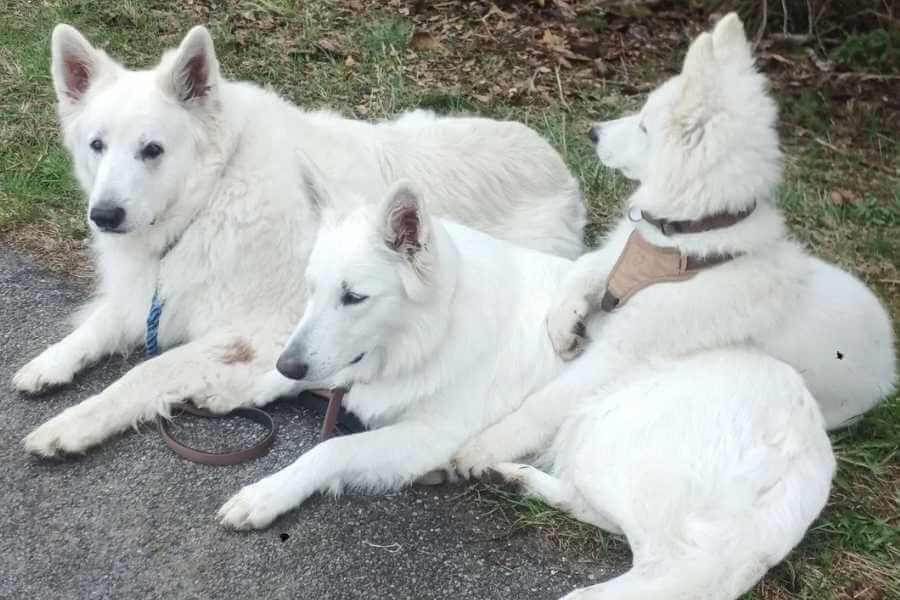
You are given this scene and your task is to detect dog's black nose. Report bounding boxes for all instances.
[588,127,599,144]
[276,354,309,380]
[90,204,126,230]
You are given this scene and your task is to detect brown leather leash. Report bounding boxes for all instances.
[157,387,353,465]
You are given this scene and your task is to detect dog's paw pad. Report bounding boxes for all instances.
[547,298,590,360]
[24,428,66,458]
[481,467,510,486]
[484,463,532,490]
[572,320,586,338]
[13,351,77,394]
[218,485,280,530]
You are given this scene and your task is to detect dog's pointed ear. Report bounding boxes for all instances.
[168,26,219,103]
[712,12,753,68]
[682,32,716,82]
[298,155,333,216]
[676,33,718,148]
[380,181,434,298]
[381,180,430,259]
[51,24,117,106]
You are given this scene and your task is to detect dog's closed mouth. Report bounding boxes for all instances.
[349,353,365,365]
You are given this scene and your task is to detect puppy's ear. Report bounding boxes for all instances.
[712,12,753,68]
[682,32,716,82]
[297,154,334,216]
[165,26,219,103]
[51,24,118,108]
[675,32,717,147]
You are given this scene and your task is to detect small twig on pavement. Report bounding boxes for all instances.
[362,540,402,553]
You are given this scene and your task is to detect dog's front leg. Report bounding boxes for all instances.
[13,301,138,394]
[454,352,619,478]
[219,422,457,529]
[547,222,630,359]
[23,335,262,457]
[250,369,307,407]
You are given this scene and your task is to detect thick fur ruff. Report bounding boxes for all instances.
[14,24,585,456]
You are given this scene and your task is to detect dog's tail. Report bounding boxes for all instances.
[563,548,769,600]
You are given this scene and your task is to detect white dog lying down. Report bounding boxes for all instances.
[14,24,584,456]
[494,349,834,600]
[221,173,833,600]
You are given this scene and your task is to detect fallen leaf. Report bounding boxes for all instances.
[316,38,347,57]
[410,31,440,51]
[541,29,564,48]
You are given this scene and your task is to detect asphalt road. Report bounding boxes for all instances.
[0,246,628,600]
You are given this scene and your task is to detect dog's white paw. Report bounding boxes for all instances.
[452,438,499,480]
[23,401,102,457]
[191,393,245,414]
[250,370,299,407]
[484,462,530,484]
[218,479,292,530]
[12,347,79,393]
[546,295,590,360]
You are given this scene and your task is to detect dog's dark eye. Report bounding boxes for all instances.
[340,291,368,306]
[89,139,105,152]
[141,142,164,160]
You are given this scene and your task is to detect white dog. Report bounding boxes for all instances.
[546,16,894,431]
[446,13,885,598]
[217,175,575,528]
[13,24,586,456]
[217,167,833,600]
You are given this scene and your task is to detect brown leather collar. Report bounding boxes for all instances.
[641,201,756,236]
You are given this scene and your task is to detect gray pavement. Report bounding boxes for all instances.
[0,247,628,600]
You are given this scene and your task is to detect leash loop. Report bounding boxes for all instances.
[157,403,277,465]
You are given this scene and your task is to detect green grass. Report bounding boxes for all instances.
[1,1,897,598]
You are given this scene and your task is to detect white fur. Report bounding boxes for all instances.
[14,24,585,456]
[216,134,834,600]
[219,181,573,528]
[568,16,896,430]
[220,13,881,598]
[449,14,882,598]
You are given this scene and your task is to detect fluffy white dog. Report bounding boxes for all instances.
[219,166,833,600]
[543,16,894,431]
[13,24,585,456]
[218,175,575,528]
[447,13,889,598]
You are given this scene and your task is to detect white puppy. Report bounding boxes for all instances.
[14,24,585,456]
[539,12,893,432]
